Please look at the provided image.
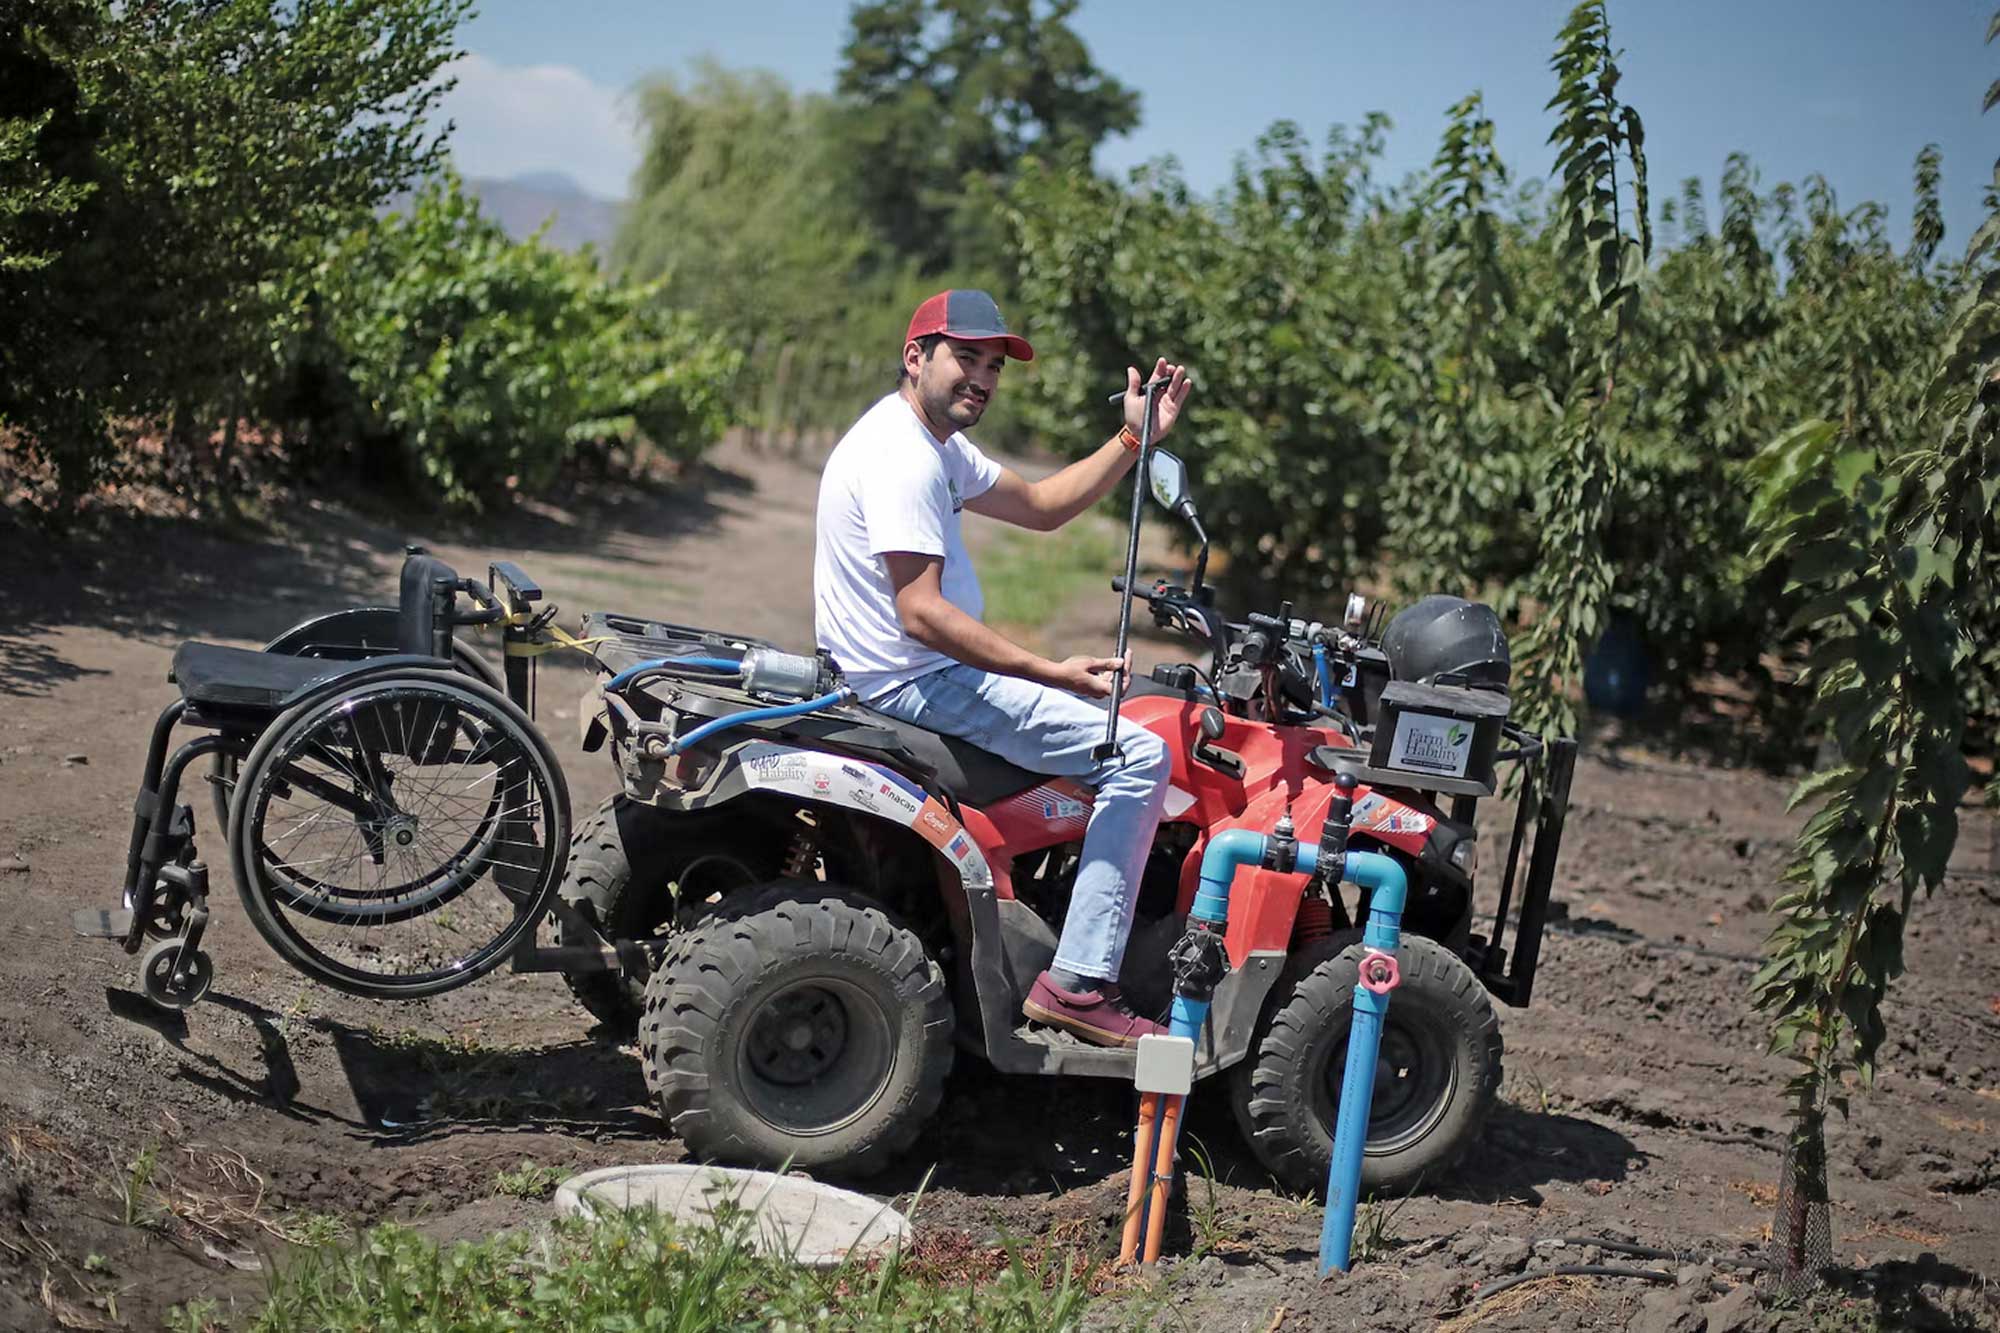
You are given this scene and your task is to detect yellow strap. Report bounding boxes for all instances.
[478,617,614,659]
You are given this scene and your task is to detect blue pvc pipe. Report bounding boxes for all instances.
[667,689,849,755]
[1319,849,1409,1275]
[1313,642,1335,709]
[1175,831,1321,1040]
[604,654,742,692]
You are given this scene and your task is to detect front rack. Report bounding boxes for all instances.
[1467,736,1577,1006]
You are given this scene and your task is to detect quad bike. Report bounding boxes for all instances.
[562,443,1575,1193]
[80,403,1569,1200]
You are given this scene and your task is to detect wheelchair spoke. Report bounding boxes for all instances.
[236,674,566,996]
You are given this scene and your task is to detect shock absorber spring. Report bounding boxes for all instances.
[1293,895,1334,945]
[782,829,818,879]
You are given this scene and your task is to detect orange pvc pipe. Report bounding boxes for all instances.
[1119,1092,1159,1264]
[1141,1093,1185,1266]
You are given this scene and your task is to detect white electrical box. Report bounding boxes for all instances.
[1132,1034,1195,1095]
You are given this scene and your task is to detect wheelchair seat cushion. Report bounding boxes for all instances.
[171,642,373,713]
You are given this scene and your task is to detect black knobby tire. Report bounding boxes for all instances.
[558,796,787,1034]
[228,666,570,1000]
[639,883,953,1178]
[1230,931,1502,1196]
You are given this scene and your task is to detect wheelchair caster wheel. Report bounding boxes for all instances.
[139,937,213,1009]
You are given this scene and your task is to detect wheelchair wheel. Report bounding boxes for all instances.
[210,627,501,836]
[249,715,512,925]
[228,668,569,999]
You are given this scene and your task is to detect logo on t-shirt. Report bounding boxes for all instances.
[948,478,963,513]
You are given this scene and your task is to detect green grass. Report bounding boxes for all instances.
[492,1160,569,1200]
[980,521,1123,635]
[193,1202,1095,1332]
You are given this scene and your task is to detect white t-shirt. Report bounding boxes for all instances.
[814,392,1003,699]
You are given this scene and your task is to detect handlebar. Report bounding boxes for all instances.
[450,578,507,627]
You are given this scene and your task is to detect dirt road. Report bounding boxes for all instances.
[1,440,1995,1330]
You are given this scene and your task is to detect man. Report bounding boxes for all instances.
[813,288,1192,1047]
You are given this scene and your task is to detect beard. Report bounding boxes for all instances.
[920,376,988,430]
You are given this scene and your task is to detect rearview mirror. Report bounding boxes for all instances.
[1149,449,1192,516]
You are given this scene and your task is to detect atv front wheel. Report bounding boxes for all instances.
[558,797,785,1034]
[639,883,953,1178]
[1230,931,1501,1195]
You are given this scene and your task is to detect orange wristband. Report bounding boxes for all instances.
[1118,424,1142,453]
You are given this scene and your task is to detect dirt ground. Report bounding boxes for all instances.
[1,437,1996,1332]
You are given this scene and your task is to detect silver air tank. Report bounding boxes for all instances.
[740,647,825,700]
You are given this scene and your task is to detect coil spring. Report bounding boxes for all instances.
[1293,893,1334,946]
[782,830,817,879]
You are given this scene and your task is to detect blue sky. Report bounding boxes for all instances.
[439,1,1995,254]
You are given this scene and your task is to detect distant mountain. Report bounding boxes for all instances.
[467,173,624,254]
[386,172,625,254]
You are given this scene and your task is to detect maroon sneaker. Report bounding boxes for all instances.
[1022,971,1164,1048]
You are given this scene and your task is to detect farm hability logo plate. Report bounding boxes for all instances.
[1387,711,1472,777]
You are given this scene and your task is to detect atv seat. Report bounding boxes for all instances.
[850,705,1046,807]
[582,614,1051,805]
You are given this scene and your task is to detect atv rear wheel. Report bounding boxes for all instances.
[558,797,785,1034]
[639,883,953,1178]
[1230,931,1501,1196]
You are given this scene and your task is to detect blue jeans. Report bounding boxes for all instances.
[869,664,1171,982]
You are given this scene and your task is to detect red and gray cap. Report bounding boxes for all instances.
[905,289,1035,362]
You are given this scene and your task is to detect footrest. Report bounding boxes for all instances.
[73,907,134,940]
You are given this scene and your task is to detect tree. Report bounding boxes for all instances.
[1746,10,1999,1291]
[0,1,97,276]
[1508,0,1651,740]
[616,62,874,348]
[1383,92,1517,603]
[835,0,1139,275]
[308,177,740,510]
[0,0,464,500]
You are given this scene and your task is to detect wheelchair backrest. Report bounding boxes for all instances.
[398,549,460,659]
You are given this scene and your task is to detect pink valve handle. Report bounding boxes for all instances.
[1358,948,1400,994]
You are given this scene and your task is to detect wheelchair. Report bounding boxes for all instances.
[79,549,572,1008]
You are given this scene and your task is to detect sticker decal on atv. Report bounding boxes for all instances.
[742,744,810,785]
[1386,711,1473,778]
[727,742,994,893]
[875,781,922,816]
[1041,795,1088,822]
[915,799,957,849]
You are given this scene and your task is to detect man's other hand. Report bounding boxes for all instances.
[1048,654,1131,699]
[1124,357,1193,441]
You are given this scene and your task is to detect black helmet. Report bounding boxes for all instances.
[1381,595,1511,690]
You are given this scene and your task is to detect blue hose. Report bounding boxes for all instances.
[1313,642,1335,709]
[1319,849,1409,1275]
[667,689,850,755]
[602,655,848,753]
[604,654,742,692]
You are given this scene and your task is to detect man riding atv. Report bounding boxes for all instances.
[813,289,1193,1047]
